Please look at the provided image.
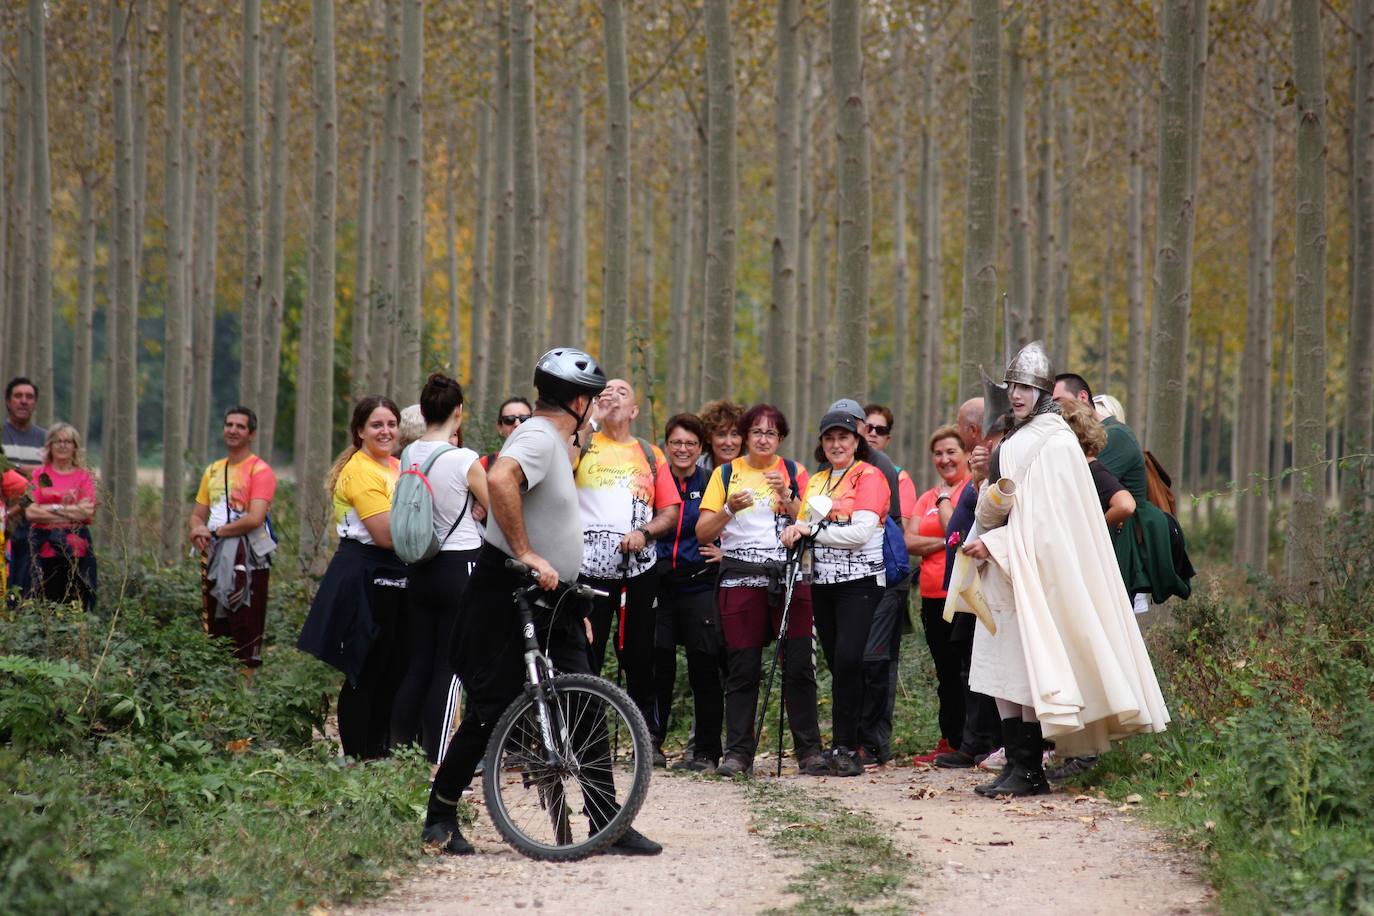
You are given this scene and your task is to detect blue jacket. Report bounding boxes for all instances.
[657,465,713,593]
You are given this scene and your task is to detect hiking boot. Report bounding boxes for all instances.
[652,746,668,768]
[974,719,1021,797]
[1047,755,1099,782]
[855,746,885,769]
[911,737,954,765]
[828,746,863,778]
[714,755,752,778]
[987,720,1050,797]
[798,752,830,776]
[606,826,663,856]
[934,749,977,768]
[421,819,475,856]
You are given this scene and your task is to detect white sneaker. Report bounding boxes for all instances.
[977,747,1006,771]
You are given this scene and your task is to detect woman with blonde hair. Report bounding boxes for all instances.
[25,422,98,609]
[298,395,410,760]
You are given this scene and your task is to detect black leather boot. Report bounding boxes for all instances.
[994,719,1050,797]
[974,718,1021,797]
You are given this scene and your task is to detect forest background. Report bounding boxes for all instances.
[1,0,1372,583]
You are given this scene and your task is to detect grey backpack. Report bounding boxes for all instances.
[392,443,470,564]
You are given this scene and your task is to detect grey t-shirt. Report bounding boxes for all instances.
[484,417,584,581]
[2,421,46,468]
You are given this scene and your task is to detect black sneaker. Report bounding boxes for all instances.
[606,826,663,856]
[1046,755,1099,782]
[797,752,830,776]
[714,755,752,778]
[828,746,863,777]
[934,749,976,768]
[652,746,668,768]
[421,819,475,855]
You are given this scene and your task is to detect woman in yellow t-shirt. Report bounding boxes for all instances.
[298,395,407,761]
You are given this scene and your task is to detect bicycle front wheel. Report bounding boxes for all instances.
[482,673,652,861]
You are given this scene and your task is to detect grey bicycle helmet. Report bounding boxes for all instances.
[533,347,607,444]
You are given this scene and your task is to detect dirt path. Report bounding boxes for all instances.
[355,763,1211,915]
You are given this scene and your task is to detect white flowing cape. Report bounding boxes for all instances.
[978,413,1170,755]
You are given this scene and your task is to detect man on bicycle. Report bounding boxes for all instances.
[423,347,663,857]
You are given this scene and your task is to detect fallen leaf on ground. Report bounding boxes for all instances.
[1124,793,1143,804]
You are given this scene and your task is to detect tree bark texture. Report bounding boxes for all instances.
[468,101,492,409]
[635,181,656,426]
[1343,0,1374,509]
[1145,0,1195,476]
[160,0,188,563]
[1126,87,1147,427]
[1285,0,1328,588]
[1098,225,1115,394]
[958,0,1000,401]
[240,0,264,411]
[486,10,515,402]
[370,0,402,394]
[1006,6,1031,347]
[511,0,540,388]
[1206,333,1223,527]
[352,139,375,399]
[1187,339,1206,530]
[601,0,633,381]
[552,84,586,350]
[7,27,31,384]
[445,116,462,377]
[394,0,425,402]
[890,29,910,461]
[702,0,737,400]
[110,2,139,543]
[830,0,872,400]
[27,0,54,418]
[1271,307,1291,518]
[1031,4,1053,346]
[668,135,693,403]
[260,28,288,462]
[796,38,815,426]
[770,0,801,421]
[73,52,100,437]
[1052,83,1074,370]
[192,143,220,467]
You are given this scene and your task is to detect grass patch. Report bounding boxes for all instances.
[744,779,915,915]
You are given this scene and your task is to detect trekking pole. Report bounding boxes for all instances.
[611,550,632,762]
[755,541,804,777]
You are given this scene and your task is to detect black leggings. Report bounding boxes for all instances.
[812,577,884,750]
[391,548,480,763]
[337,575,409,760]
[921,595,968,748]
[584,570,659,736]
[652,584,725,760]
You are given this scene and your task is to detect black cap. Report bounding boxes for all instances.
[818,410,860,436]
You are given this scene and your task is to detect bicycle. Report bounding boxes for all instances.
[481,559,653,861]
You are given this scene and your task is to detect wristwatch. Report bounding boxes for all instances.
[635,526,654,544]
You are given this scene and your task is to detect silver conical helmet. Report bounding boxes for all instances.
[1003,340,1055,392]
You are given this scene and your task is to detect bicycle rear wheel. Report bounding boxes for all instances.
[483,673,652,861]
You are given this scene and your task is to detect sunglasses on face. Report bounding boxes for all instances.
[869,425,891,437]
[500,414,531,425]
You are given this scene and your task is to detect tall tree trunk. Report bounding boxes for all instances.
[796,37,815,424]
[916,24,941,474]
[0,67,7,363]
[73,52,99,437]
[668,134,693,403]
[635,181,656,422]
[1344,0,1374,509]
[702,0,737,399]
[1206,333,1223,527]
[1051,83,1074,369]
[110,2,139,543]
[304,0,339,567]
[486,11,514,401]
[1183,0,1208,302]
[1098,225,1114,393]
[352,139,375,398]
[1126,85,1147,426]
[1006,5,1031,346]
[1030,4,1053,346]
[192,143,219,466]
[445,115,462,376]
[1187,339,1205,530]
[160,0,188,563]
[552,84,583,348]
[240,0,264,410]
[7,29,31,382]
[958,0,1000,400]
[261,27,288,461]
[468,102,492,406]
[771,0,801,419]
[1144,0,1195,474]
[293,237,314,501]
[810,164,832,425]
[510,0,539,389]
[601,0,633,378]
[394,0,425,401]
[690,81,710,408]
[1271,306,1290,520]
[831,0,872,399]
[27,0,53,416]
[370,1,401,394]
[1285,0,1328,588]
[889,28,910,455]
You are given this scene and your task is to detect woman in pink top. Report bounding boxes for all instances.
[25,423,98,609]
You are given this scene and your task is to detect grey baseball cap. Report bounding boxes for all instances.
[828,398,866,421]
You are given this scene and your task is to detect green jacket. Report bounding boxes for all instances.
[1099,417,1147,503]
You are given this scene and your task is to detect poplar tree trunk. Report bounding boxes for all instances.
[552,84,584,349]
[510,0,540,386]
[668,136,693,401]
[260,28,288,461]
[27,0,53,416]
[1271,307,1290,519]
[796,38,815,422]
[831,0,872,399]
[1031,5,1053,345]
[370,0,401,394]
[1126,86,1147,426]
[0,68,7,360]
[1187,340,1205,530]
[1343,0,1374,510]
[468,102,492,406]
[132,0,149,330]
[486,11,514,401]
[160,0,188,563]
[916,25,941,467]
[73,56,99,437]
[690,82,710,408]
[958,0,1000,400]
[1183,0,1208,296]
[1206,333,1223,527]
[635,181,656,417]
[890,31,910,456]
[1098,225,1114,393]
[1144,0,1195,474]
[352,139,375,399]
[394,0,425,401]
[1285,0,1328,588]
[7,31,31,381]
[602,0,633,378]
[702,0,737,399]
[240,0,264,410]
[1052,84,1074,370]
[304,0,339,566]
[811,169,832,426]
[771,0,801,419]
[445,116,462,376]
[110,2,139,542]
[191,143,219,467]
[1006,6,1032,346]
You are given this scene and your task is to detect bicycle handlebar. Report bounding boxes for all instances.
[504,558,610,599]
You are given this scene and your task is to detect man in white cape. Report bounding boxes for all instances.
[955,341,1169,797]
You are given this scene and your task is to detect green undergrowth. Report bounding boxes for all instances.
[1074,511,1374,914]
[0,559,430,914]
[745,778,915,915]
